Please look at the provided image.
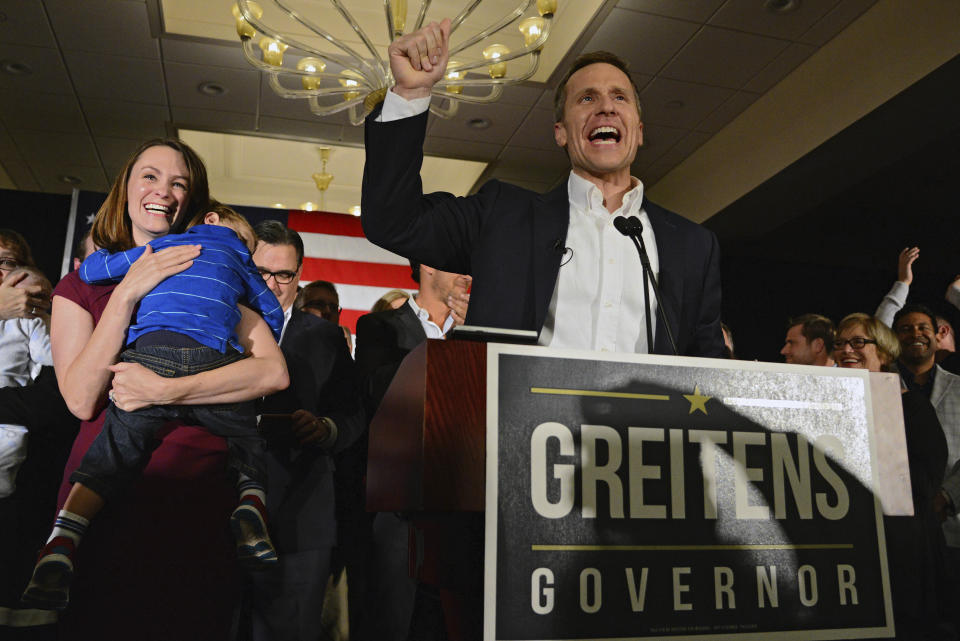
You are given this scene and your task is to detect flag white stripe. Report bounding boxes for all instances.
[300,232,408,266]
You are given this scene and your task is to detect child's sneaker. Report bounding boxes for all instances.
[21,536,76,610]
[230,497,278,570]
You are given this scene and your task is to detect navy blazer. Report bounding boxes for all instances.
[361,109,724,357]
[260,309,365,552]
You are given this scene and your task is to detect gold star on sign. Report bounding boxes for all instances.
[683,385,711,414]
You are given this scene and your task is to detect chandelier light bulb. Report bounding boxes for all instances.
[444,62,467,94]
[536,0,558,17]
[482,44,509,79]
[259,37,288,66]
[297,57,326,90]
[231,1,263,40]
[519,17,545,48]
[339,70,363,101]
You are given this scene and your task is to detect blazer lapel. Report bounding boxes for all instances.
[645,200,682,355]
[931,366,950,410]
[531,181,570,332]
[396,302,428,349]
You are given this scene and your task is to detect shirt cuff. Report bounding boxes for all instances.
[317,416,338,450]
[376,89,431,122]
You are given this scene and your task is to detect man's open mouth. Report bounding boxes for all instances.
[588,126,621,144]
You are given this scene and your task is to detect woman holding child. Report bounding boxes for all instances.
[40,139,287,639]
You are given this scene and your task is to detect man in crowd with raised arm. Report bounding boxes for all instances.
[361,19,723,358]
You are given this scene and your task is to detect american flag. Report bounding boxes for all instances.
[69,193,418,335]
[288,209,417,333]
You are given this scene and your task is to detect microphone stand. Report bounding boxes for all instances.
[613,216,679,356]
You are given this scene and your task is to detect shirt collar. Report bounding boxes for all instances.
[567,171,644,216]
[408,296,454,335]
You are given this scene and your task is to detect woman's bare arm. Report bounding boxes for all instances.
[52,244,201,420]
[108,305,289,411]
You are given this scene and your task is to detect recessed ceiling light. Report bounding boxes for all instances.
[198,81,227,96]
[665,100,684,110]
[466,117,491,130]
[272,203,286,209]
[764,0,801,14]
[300,202,317,211]
[349,205,361,217]
[1,60,31,75]
[59,175,82,185]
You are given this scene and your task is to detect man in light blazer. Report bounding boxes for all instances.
[361,20,723,358]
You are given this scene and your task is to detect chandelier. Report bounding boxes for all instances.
[231,0,558,126]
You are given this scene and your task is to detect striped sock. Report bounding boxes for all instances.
[237,474,266,509]
[47,510,89,547]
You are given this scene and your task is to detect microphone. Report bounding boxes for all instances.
[613,215,678,356]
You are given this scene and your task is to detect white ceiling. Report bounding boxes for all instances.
[1,0,954,220]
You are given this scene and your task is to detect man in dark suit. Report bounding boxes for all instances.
[361,21,723,358]
[248,220,365,641]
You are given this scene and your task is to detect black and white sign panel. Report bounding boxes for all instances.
[484,346,892,641]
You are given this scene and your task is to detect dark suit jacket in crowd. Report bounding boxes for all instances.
[361,108,724,358]
[259,309,364,552]
[355,302,427,418]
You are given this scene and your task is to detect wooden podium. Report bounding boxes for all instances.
[366,338,487,512]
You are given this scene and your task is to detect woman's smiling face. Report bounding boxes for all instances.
[126,145,190,245]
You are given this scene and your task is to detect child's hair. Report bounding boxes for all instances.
[187,201,256,252]
[9,266,50,289]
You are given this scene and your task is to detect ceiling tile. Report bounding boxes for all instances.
[424,136,502,162]
[708,0,839,40]
[338,123,365,145]
[66,51,166,103]
[616,0,727,23]
[81,97,170,139]
[507,108,560,152]
[165,61,257,113]
[429,101,532,146]
[661,26,790,89]
[694,90,760,133]
[0,90,86,134]
[0,0,56,47]
[632,123,687,167]
[798,0,878,46]
[10,130,100,168]
[494,84,545,108]
[495,145,570,179]
[743,42,817,93]
[640,77,734,129]
[585,9,701,76]
[171,107,257,133]
[45,0,159,59]
[257,116,344,143]
[641,159,674,187]
[0,121,18,156]
[94,136,151,173]
[492,178,554,193]
[0,159,40,191]
[161,38,251,70]
[0,43,73,95]
[653,130,714,168]
[33,162,109,194]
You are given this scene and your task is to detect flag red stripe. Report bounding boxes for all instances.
[302,257,417,289]
[288,210,365,237]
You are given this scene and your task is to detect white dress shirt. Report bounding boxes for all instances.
[539,173,658,353]
[378,90,660,353]
[0,317,52,388]
[407,296,454,339]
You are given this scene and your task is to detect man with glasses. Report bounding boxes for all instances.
[248,220,364,641]
[298,280,353,353]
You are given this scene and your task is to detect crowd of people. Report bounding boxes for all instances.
[0,17,957,641]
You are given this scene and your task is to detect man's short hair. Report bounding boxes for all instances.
[409,260,421,284]
[254,219,304,267]
[788,313,835,350]
[893,303,938,333]
[301,279,338,299]
[553,51,643,123]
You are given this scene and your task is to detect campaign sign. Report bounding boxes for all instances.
[484,346,893,641]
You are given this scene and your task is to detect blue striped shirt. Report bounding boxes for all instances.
[80,225,284,353]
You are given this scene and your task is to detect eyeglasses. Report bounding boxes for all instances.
[0,258,21,272]
[832,337,877,350]
[257,267,298,285]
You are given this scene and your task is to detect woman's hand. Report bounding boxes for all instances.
[0,271,51,320]
[107,361,171,412]
[112,243,201,307]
